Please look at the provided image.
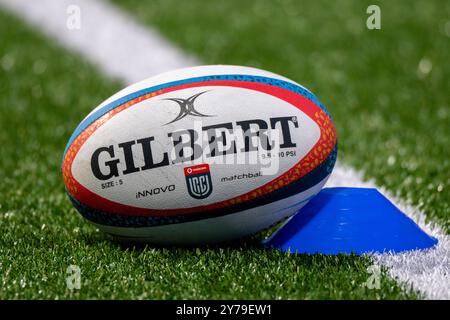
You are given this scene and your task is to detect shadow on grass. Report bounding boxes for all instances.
[110,233,266,252]
[75,217,283,252]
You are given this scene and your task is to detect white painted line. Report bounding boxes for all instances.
[0,0,198,85]
[1,0,448,299]
[329,163,450,300]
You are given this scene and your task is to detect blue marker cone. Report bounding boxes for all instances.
[264,187,438,255]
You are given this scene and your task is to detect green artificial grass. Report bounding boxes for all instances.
[112,0,450,231]
[0,9,416,299]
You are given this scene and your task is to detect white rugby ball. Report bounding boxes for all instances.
[62,65,337,244]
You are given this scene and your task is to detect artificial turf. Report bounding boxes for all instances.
[0,8,416,299]
[112,0,450,231]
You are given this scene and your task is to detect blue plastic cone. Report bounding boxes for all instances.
[264,187,438,255]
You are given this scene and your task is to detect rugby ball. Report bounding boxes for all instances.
[62,65,337,244]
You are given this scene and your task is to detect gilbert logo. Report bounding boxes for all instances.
[163,91,214,125]
[184,164,213,199]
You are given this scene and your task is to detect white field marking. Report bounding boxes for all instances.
[0,0,198,85]
[1,0,448,299]
[328,163,450,300]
